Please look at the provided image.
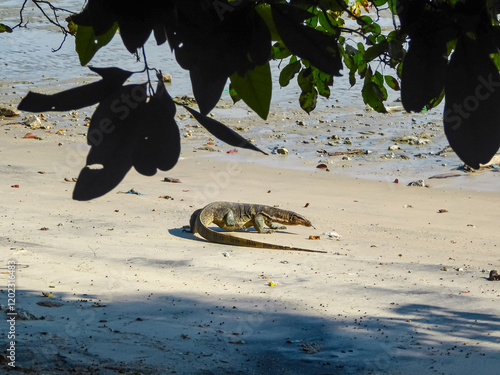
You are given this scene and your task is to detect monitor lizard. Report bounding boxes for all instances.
[189,201,327,253]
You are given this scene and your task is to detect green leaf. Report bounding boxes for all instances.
[349,68,356,87]
[358,16,373,26]
[362,68,387,113]
[312,67,332,98]
[343,53,354,70]
[354,54,368,77]
[75,23,118,66]
[297,68,313,92]
[387,0,398,14]
[318,11,338,34]
[255,4,280,41]
[363,22,381,36]
[230,62,272,120]
[0,23,13,33]
[384,75,400,91]
[374,71,388,99]
[365,40,388,62]
[396,62,403,79]
[279,60,301,87]
[493,51,500,70]
[272,4,342,76]
[373,71,385,88]
[305,7,318,27]
[67,19,77,35]
[316,78,331,98]
[272,41,292,59]
[228,83,241,104]
[299,89,318,114]
[427,89,444,110]
[345,43,357,56]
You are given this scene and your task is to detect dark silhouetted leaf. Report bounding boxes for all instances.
[153,25,167,45]
[117,13,153,53]
[444,37,500,168]
[401,36,447,112]
[190,69,227,115]
[247,9,272,66]
[18,67,133,112]
[230,62,272,120]
[112,1,174,52]
[396,0,427,36]
[272,3,342,76]
[180,105,267,155]
[71,0,116,35]
[319,0,348,12]
[133,80,180,175]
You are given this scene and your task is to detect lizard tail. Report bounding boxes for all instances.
[195,214,326,254]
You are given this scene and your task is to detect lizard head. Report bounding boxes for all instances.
[288,213,314,228]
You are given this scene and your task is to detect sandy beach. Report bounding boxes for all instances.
[1,105,500,375]
[1,1,500,373]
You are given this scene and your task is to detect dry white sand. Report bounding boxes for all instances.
[1,116,500,375]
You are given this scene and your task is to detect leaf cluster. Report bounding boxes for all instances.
[18,0,405,199]
[68,0,379,118]
[397,0,500,167]
[15,0,500,200]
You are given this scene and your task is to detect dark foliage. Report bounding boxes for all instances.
[14,0,500,199]
[398,0,500,167]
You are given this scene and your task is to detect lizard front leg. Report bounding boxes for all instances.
[264,217,287,230]
[259,212,287,230]
[253,214,279,233]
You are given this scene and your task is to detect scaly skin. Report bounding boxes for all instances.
[189,202,326,253]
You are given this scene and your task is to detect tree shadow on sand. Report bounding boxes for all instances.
[2,284,500,375]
